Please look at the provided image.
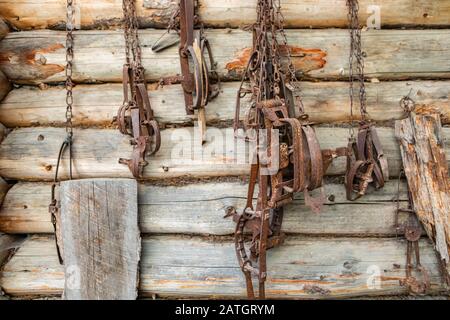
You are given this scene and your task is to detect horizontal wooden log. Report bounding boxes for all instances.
[0,180,416,235]
[1,81,449,127]
[0,235,445,298]
[1,126,449,181]
[0,0,448,30]
[1,29,450,84]
[0,70,11,102]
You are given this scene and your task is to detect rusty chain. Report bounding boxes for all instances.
[116,0,161,178]
[345,0,388,201]
[228,0,347,299]
[48,0,77,265]
[347,0,367,126]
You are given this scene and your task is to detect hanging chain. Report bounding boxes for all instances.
[347,0,367,137]
[275,0,297,84]
[49,0,77,265]
[64,0,75,179]
[167,5,181,32]
[65,0,75,145]
[229,0,340,299]
[123,0,144,86]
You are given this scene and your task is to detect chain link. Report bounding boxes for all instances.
[347,0,367,137]
[65,0,75,137]
[123,0,144,82]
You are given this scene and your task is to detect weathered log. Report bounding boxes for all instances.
[395,109,450,281]
[0,235,445,298]
[1,81,449,127]
[2,126,448,181]
[0,181,417,236]
[1,29,450,84]
[0,18,8,40]
[57,179,140,300]
[0,0,448,30]
[0,70,11,102]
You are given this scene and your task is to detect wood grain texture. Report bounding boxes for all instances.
[1,29,450,84]
[0,181,417,236]
[395,111,450,280]
[0,235,446,298]
[1,81,449,127]
[0,0,448,30]
[0,70,11,102]
[1,126,449,181]
[59,178,140,300]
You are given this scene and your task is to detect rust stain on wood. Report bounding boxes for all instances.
[0,43,64,81]
[225,45,327,74]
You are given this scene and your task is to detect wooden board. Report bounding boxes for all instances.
[59,178,140,300]
[1,126,449,181]
[0,0,448,30]
[1,29,450,84]
[0,180,417,236]
[1,81,449,127]
[0,70,10,102]
[395,111,450,280]
[0,235,446,299]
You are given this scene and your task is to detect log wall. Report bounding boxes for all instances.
[0,0,449,30]
[0,0,449,299]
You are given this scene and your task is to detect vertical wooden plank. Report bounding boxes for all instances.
[395,109,450,282]
[59,178,140,300]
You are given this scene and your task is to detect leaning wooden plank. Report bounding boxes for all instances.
[1,81,449,127]
[1,29,450,84]
[0,235,445,298]
[2,126,449,181]
[395,109,450,282]
[58,179,140,300]
[0,181,416,236]
[0,0,448,30]
[0,70,11,102]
